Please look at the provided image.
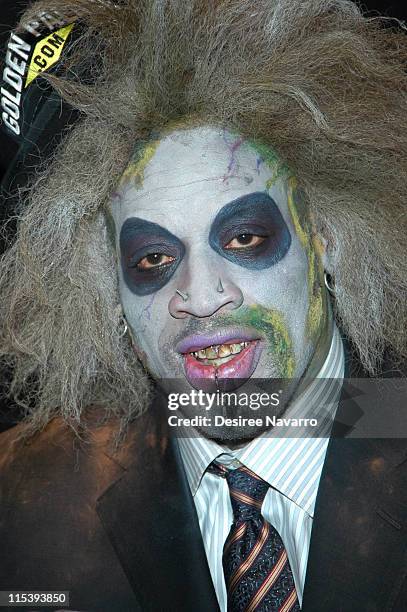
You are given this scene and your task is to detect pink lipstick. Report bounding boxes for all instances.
[177,330,264,391]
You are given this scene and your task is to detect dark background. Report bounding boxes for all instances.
[0,0,406,430]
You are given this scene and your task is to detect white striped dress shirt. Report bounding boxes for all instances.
[178,325,344,610]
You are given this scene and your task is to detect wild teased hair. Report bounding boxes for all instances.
[1,0,406,431]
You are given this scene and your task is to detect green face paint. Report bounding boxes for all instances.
[217,304,296,377]
[119,138,161,189]
[287,177,326,341]
[248,140,291,190]
[245,139,325,342]
[113,125,330,399]
[238,140,326,343]
[118,118,206,190]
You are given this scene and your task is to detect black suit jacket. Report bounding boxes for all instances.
[0,388,406,612]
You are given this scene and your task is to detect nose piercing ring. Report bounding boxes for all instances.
[176,289,189,302]
[217,278,224,293]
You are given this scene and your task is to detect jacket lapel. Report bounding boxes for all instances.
[96,396,219,612]
[95,360,407,611]
[302,394,407,611]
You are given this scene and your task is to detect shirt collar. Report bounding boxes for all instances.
[178,325,344,514]
[178,434,221,495]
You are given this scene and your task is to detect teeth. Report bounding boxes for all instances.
[191,341,250,362]
[218,344,232,358]
[206,346,219,359]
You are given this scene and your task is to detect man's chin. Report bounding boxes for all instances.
[157,372,302,446]
[175,395,290,445]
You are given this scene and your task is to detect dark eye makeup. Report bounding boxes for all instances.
[120,218,185,295]
[208,192,291,270]
[119,192,291,295]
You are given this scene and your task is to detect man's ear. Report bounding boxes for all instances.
[316,233,335,275]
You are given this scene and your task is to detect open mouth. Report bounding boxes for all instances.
[189,341,251,367]
[176,333,264,391]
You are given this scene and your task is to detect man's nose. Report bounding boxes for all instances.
[168,262,244,319]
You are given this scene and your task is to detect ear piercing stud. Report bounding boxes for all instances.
[119,315,129,338]
[324,271,335,295]
[176,289,189,302]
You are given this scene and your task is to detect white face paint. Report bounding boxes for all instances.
[110,126,330,436]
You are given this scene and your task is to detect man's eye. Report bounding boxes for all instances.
[136,253,175,270]
[224,234,266,249]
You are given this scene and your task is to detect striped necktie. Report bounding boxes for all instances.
[209,462,300,612]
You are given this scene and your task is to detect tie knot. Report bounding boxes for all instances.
[210,462,269,522]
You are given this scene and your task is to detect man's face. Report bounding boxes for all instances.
[110,126,329,432]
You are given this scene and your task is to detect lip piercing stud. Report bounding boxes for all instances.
[217,278,224,293]
[176,289,189,302]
